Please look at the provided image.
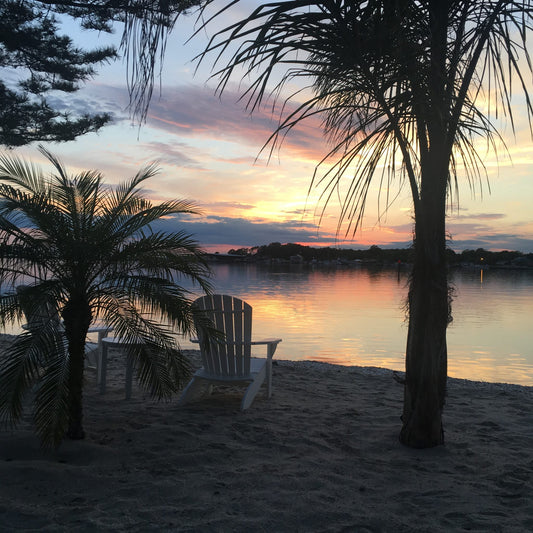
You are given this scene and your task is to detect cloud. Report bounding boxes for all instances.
[142,141,205,168]
[48,84,129,123]
[200,201,256,212]
[92,82,330,162]
[57,81,533,255]
[146,86,267,143]
[385,217,533,253]
[453,212,507,221]
[450,234,533,253]
[149,211,421,252]
[151,213,332,248]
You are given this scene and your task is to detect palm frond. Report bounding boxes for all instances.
[32,349,71,448]
[95,296,185,398]
[198,0,533,234]
[0,153,47,194]
[0,329,67,429]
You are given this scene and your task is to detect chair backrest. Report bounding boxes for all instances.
[16,285,61,331]
[193,294,252,378]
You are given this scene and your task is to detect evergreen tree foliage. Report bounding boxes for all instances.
[0,0,202,146]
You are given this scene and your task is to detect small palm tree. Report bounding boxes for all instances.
[0,147,212,447]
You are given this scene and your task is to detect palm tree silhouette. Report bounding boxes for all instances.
[197,0,533,446]
[0,147,212,447]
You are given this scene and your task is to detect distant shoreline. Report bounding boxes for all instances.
[206,251,533,271]
[207,242,533,269]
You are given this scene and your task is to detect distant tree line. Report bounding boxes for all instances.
[227,243,533,267]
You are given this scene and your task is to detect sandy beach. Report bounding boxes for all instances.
[1,335,532,532]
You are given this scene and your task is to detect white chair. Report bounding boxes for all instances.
[16,285,110,377]
[98,337,138,400]
[179,294,282,410]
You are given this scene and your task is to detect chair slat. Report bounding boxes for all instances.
[221,294,235,376]
[243,302,252,375]
[233,296,243,376]
[193,294,253,378]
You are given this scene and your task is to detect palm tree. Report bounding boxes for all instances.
[197,0,533,447]
[0,147,212,447]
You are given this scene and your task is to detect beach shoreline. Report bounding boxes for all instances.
[1,336,532,531]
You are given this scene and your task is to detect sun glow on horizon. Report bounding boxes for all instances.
[5,6,533,254]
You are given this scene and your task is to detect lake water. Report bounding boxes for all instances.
[179,263,533,387]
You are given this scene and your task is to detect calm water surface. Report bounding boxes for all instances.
[180,263,533,386]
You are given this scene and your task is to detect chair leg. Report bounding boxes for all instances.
[125,353,134,400]
[266,342,277,398]
[99,343,109,394]
[96,330,107,385]
[241,363,267,410]
[266,358,273,398]
[241,377,263,410]
[178,377,207,406]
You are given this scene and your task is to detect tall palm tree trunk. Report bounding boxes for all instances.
[400,3,451,447]
[400,162,449,447]
[62,296,92,440]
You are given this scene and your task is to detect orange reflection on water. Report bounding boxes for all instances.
[206,263,409,370]
[201,264,533,386]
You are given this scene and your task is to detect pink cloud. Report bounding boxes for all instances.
[144,83,329,161]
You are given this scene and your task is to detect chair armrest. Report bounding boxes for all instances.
[250,338,282,346]
[251,338,282,359]
[190,338,281,358]
[88,323,113,334]
[191,338,281,345]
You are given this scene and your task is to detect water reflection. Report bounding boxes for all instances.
[6,263,529,386]
[447,267,533,385]
[179,263,533,386]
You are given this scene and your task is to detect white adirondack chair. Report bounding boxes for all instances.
[179,294,282,410]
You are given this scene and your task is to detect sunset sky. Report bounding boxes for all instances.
[13,2,533,253]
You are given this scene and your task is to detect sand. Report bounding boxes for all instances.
[0,335,532,532]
